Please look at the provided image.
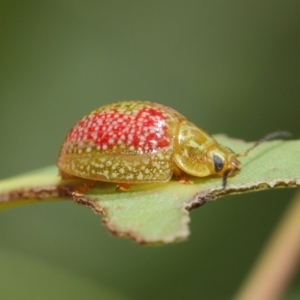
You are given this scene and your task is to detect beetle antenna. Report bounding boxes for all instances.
[237,131,291,157]
[222,169,232,189]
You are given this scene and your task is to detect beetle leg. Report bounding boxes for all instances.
[73,181,96,196]
[173,164,193,184]
[59,170,96,196]
[177,175,194,184]
[116,183,132,191]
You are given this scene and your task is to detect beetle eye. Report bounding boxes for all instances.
[213,155,224,173]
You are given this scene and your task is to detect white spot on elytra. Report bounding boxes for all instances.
[142,159,149,164]
[126,174,134,180]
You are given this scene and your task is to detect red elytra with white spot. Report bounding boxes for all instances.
[57,101,245,187]
[66,105,171,153]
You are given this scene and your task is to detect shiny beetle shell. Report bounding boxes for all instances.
[57,101,242,184]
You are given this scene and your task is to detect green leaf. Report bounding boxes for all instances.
[1,135,299,244]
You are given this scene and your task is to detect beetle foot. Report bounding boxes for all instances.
[177,176,193,184]
[73,181,96,196]
[116,183,132,191]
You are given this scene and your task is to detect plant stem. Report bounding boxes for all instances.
[234,189,300,300]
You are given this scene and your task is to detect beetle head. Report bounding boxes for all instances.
[206,144,242,188]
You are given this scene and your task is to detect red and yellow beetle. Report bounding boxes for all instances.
[57,101,289,190]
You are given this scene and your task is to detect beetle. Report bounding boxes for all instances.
[57,101,290,191]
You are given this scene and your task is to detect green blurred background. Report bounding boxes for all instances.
[0,1,299,299]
